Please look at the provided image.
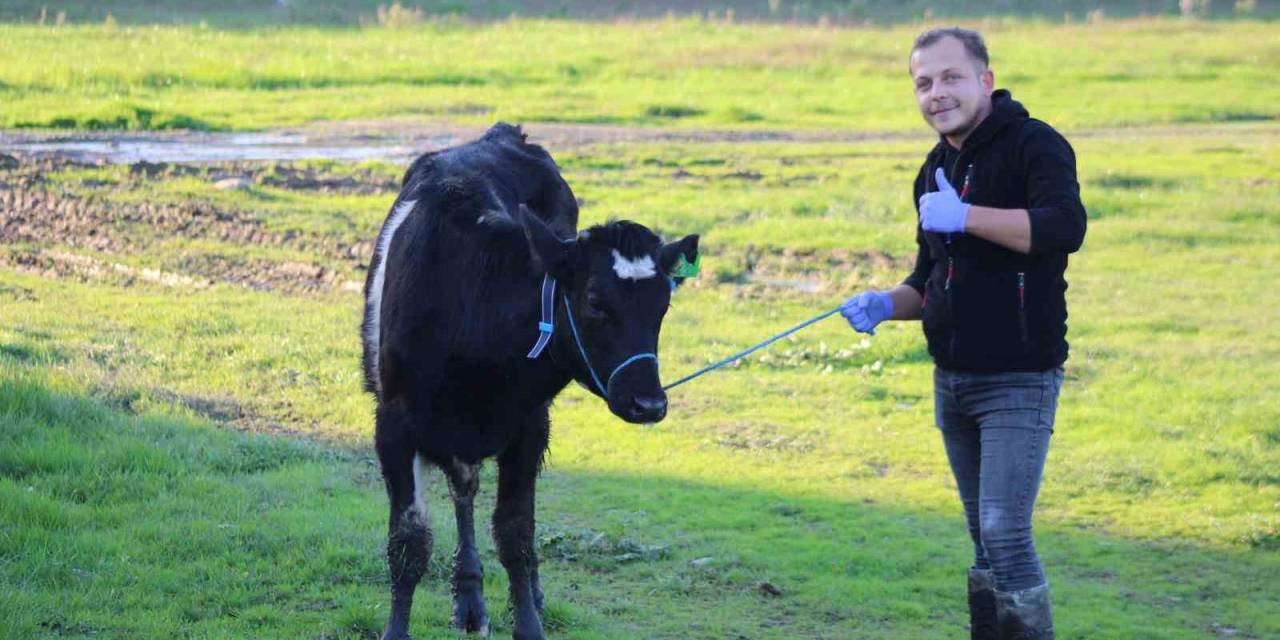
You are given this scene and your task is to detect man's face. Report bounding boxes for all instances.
[909,37,994,142]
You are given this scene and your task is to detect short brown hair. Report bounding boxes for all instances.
[910,27,989,70]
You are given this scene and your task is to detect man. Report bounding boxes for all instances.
[841,28,1086,639]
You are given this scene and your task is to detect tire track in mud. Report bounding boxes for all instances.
[1,157,387,294]
[0,149,912,297]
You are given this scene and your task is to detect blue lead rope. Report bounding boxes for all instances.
[660,306,842,391]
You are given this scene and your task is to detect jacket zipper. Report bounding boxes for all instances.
[1017,271,1029,351]
[944,161,972,363]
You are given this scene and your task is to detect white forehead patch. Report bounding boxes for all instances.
[611,249,657,280]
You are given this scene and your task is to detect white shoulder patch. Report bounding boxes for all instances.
[365,198,418,396]
[611,249,657,280]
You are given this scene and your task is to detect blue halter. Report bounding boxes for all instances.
[526,274,657,396]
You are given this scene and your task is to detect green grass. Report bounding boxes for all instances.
[1,18,1277,131]
[4,1,1276,28]
[3,15,1279,640]
[3,121,1279,637]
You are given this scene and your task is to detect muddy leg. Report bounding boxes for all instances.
[376,406,432,640]
[444,460,490,635]
[492,412,549,640]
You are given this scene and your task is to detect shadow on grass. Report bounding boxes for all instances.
[0,376,1274,639]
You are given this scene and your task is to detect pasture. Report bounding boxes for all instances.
[2,13,1278,640]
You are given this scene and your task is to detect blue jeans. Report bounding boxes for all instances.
[934,366,1064,593]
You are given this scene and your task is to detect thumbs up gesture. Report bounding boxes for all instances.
[919,168,970,234]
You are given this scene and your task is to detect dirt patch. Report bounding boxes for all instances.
[767,245,908,274]
[0,189,122,252]
[1,151,909,296]
[4,122,1275,166]
[254,164,398,194]
[331,120,924,152]
[707,245,913,297]
[0,123,927,165]
[0,282,37,301]
[174,253,362,294]
[0,184,373,260]
[703,421,815,453]
[0,248,211,289]
[1,160,375,293]
[538,526,670,568]
[0,247,363,296]
[120,159,400,195]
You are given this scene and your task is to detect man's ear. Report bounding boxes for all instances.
[519,204,576,283]
[659,234,700,287]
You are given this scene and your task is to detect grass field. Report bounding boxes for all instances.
[1,18,1278,132]
[2,15,1279,640]
[4,0,1277,28]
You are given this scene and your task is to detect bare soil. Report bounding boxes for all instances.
[0,123,922,295]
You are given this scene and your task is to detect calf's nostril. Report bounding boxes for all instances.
[631,396,667,418]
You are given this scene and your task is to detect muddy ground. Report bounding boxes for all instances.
[0,123,913,297]
[0,156,395,294]
[0,121,927,165]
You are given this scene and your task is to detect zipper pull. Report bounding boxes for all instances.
[1017,271,1026,309]
[946,258,955,291]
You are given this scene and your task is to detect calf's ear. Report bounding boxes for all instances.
[519,204,576,283]
[659,234,700,289]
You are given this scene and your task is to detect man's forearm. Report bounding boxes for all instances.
[888,284,924,321]
[965,206,1032,254]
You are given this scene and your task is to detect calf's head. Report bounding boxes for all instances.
[520,205,699,424]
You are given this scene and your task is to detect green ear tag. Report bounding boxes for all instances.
[672,252,701,279]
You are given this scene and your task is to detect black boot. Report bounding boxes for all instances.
[967,568,998,640]
[994,583,1054,640]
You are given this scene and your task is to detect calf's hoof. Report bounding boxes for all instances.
[511,612,545,640]
[381,613,413,640]
[450,594,490,636]
[380,628,411,640]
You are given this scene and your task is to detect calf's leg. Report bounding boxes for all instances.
[493,412,550,640]
[376,405,433,640]
[444,460,490,634]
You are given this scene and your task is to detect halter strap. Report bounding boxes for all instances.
[607,352,658,392]
[561,295,608,394]
[527,275,658,396]
[526,275,557,359]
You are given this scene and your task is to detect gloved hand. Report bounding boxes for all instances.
[841,290,894,335]
[919,167,970,234]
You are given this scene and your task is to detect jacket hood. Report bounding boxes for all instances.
[929,89,1029,158]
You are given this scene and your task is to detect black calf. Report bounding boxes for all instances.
[362,123,698,639]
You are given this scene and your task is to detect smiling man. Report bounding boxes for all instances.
[840,28,1086,639]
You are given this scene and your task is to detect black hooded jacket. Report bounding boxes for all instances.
[903,90,1087,372]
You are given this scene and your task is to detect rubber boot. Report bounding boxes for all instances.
[968,568,998,640]
[994,583,1054,640]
